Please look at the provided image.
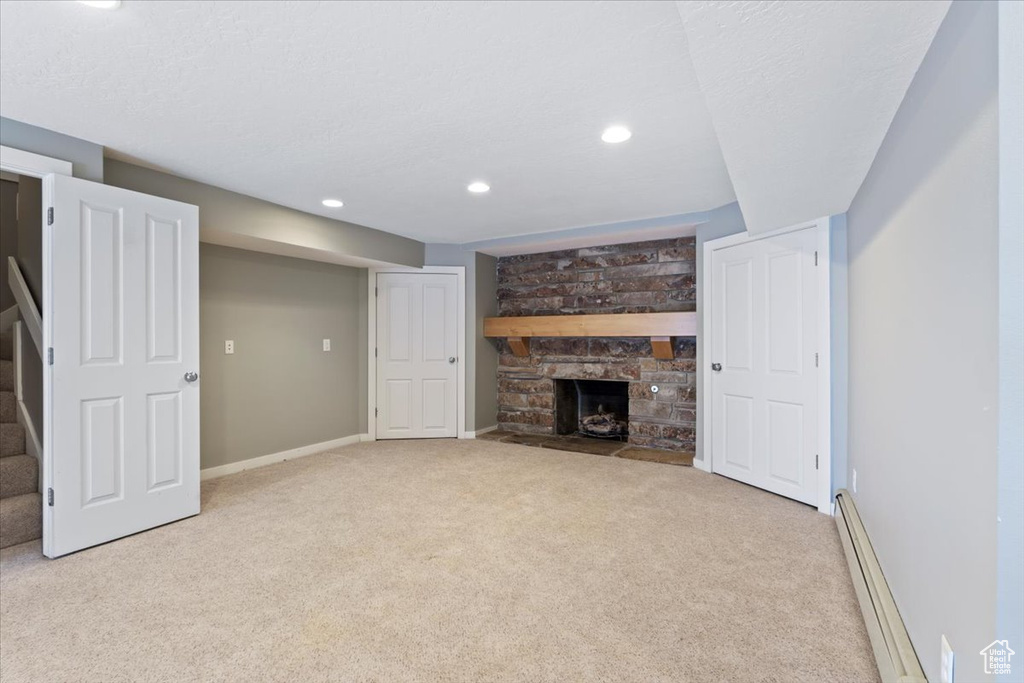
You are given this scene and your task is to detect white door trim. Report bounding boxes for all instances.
[0,146,73,178]
[367,265,467,441]
[0,148,72,554]
[700,217,832,514]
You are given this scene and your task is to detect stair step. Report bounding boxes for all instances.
[0,492,42,549]
[0,454,37,499]
[0,391,14,423]
[0,422,26,457]
[0,332,11,362]
[0,360,11,392]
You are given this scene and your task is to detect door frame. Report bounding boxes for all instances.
[0,145,74,556]
[700,217,832,514]
[366,265,467,441]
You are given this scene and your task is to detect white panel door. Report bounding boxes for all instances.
[45,173,200,557]
[710,227,819,505]
[376,272,458,439]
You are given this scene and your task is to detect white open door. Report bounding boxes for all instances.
[376,272,458,439]
[708,224,824,507]
[43,174,200,558]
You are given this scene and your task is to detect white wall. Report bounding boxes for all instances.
[846,3,999,681]
[996,0,1024,653]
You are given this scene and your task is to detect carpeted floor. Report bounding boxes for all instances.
[0,440,878,683]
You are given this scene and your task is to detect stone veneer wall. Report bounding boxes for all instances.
[495,236,697,452]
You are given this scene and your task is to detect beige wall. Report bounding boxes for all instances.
[846,3,998,681]
[105,159,423,269]
[200,244,366,469]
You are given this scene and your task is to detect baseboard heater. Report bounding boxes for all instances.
[834,490,926,683]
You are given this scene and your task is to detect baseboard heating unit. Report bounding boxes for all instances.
[834,490,926,683]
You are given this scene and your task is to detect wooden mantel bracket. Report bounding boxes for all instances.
[483,312,696,359]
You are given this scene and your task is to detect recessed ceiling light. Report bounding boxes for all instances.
[321,199,344,208]
[601,126,632,144]
[467,182,490,194]
[77,0,122,8]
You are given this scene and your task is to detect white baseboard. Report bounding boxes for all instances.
[693,457,712,473]
[15,400,42,493]
[465,425,498,439]
[201,433,368,481]
[359,433,374,442]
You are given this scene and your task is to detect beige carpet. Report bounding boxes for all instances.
[0,440,878,683]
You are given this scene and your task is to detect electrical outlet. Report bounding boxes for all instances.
[225,340,234,355]
[852,468,858,493]
[322,339,331,352]
[940,634,955,683]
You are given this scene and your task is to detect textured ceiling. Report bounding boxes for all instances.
[676,0,951,233]
[0,0,734,244]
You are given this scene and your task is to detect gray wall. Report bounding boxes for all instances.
[0,117,104,182]
[0,180,15,311]
[474,252,499,430]
[846,3,999,681]
[200,244,365,469]
[996,0,1024,656]
[423,244,500,433]
[105,159,423,269]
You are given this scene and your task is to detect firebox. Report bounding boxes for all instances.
[554,379,629,439]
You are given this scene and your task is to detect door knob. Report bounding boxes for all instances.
[711,363,722,372]
[184,371,199,382]
[448,357,456,364]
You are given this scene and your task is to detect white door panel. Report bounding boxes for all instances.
[376,273,458,439]
[46,174,200,557]
[711,227,818,506]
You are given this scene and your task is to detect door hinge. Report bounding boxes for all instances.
[375,407,378,417]
[814,250,818,266]
[47,488,54,506]
[47,207,54,226]
[48,347,54,365]
[375,287,378,297]
[815,352,819,367]
[374,347,378,358]
[815,454,819,470]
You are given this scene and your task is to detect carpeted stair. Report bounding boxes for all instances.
[0,330,41,549]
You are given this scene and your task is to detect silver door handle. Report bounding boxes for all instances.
[184,371,199,382]
[711,363,722,372]
[448,357,456,364]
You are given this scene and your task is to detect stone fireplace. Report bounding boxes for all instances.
[554,379,629,439]
[495,235,697,453]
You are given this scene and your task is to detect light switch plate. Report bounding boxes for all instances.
[940,634,955,683]
[225,340,234,355]
[322,339,331,352]
[852,469,858,493]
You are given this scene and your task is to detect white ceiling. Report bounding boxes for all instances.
[0,0,734,244]
[0,1,950,246]
[676,0,951,233]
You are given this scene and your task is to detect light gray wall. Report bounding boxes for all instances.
[474,252,499,430]
[199,244,365,469]
[846,3,999,681]
[105,159,423,269]
[997,0,1024,653]
[423,244,499,432]
[0,117,104,182]
[829,213,849,493]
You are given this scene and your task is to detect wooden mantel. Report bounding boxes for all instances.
[483,311,696,360]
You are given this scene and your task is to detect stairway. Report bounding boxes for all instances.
[0,331,41,549]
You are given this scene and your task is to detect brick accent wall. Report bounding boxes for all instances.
[495,236,697,452]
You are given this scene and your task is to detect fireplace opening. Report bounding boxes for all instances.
[554,379,629,440]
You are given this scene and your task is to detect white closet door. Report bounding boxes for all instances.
[46,173,200,557]
[376,272,458,439]
[710,227,819,506]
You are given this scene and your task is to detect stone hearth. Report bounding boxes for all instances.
[476,430,694,466]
